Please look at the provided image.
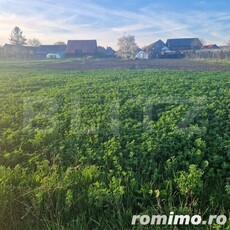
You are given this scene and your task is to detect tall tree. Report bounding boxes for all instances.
[9,26,27,45]
[116,34,138,59]
[27,38,41,47]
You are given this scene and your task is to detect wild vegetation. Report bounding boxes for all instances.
[0,61,229,229]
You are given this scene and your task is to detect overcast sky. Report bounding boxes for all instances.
[0,0,230,48]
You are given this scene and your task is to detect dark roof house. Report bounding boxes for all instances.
[65,40,97,57]
[166,38,202,50]
[144,40,167,52]
[220,45,230,50]
[97,46,116,58]
[144,40,168,58]
[36,45,66,58]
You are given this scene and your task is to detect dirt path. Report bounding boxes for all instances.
[40,58,230,72]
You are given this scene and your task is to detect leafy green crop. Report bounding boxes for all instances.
[0,64,229,229]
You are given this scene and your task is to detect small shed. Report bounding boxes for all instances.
[135,50,149,60]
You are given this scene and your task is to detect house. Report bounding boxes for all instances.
[135,50,149,60]
[196,44,224,58]
[2,44,38,58]
[166,38,202,50]
[97,46,116,58]
[36,45,66,58]
[220,45,230,50]
[65,40,97,57]
[144,40,168,58]
[202,44,220,50]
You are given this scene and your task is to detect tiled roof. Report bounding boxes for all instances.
[65,40,97,54]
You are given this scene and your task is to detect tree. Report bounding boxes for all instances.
[227,40,230,46]
[27,38,41,47]
[116,34,138,59]
[9,26,27,45]
[191,39,202,50]
[54,41,66,45]
[199,38,206,46]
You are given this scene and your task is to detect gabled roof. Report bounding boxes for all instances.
[3,44,24,49]
[37,45,66,54]
[202,44,220,49]
[144,40,167,51]
[166,38,202,50]
[66,40,97,54]
[3,44,38,52]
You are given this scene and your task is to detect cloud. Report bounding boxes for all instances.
[0,0,229,48]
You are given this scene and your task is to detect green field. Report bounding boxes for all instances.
[0,61,229,229]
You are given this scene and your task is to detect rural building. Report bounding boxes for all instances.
[202,44,220,49]
[196,44,223,59]
[144,39,168,58]
[65,40,97,57]
[36,45,66,59]
[135,50,149,60]
[2,44,38,58]
[166,38,202,50]
[220,45,230,50]
[97,46,116,58]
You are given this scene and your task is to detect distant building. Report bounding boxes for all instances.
[166,38,202,50]
[220,45,230,50]
[97,46,116,58]
[135,50,149,60]
[65,40,97,57]
[202,44,220,49]
[3,44,38,58]
[37,45,66,58]
[144,40,168,58]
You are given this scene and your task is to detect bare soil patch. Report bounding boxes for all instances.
[40,58,230,72]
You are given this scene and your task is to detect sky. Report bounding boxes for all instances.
[0,0,230,48]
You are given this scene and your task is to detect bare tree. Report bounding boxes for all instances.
[199,38,206,46]
[9,26,27,45]
[227,39,230,46]
[116,34,138,59]
[54,41,66,45]
[27,38,41,47]
[191,39,202,50]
